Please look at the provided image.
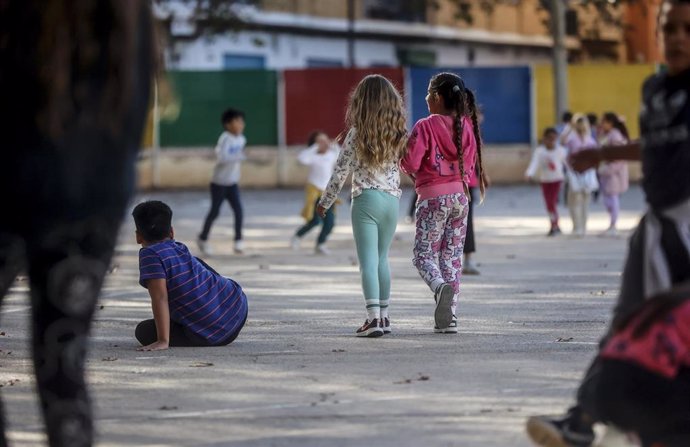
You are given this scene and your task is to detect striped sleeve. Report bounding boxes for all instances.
[139,247,166,287]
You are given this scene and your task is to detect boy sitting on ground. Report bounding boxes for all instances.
[132,200,248,350]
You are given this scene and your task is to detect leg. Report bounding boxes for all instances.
[296,212,322,239]
[412,197,449,293]
[225,184,244,242]
[439,194,469,315]
[542,182,561,230]
[376,194,399,317]
[135,319,210,347]
[0,234,25,446]
[567,189,580,233]
[603,194,620,229]
[463,188,476,255]
[581,191,591,234]
[316,206,335,246]
[199,183,226,241]
[26,216,123,447]
[351,193,382,320]
[408,192,418,219]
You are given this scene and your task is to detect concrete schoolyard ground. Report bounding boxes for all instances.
[1,185,647,447]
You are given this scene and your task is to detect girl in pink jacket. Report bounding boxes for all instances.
[401,72,487,333]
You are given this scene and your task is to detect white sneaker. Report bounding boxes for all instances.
[315,244,331,255]
[290,236,301,250]
[234,240,245,254]
[197,238,213,256]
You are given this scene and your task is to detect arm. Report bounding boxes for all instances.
[139,279,170,351]
[297,145,319,166]
[569,141,641,173]
[524,147,540,180]
[559,124,573,145]
[317,129,356,213]
[400,123,427,175]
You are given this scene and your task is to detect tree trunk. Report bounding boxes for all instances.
[551,0,569,121]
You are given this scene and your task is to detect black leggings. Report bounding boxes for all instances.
[135,314,246,347]
[199,183,243,242]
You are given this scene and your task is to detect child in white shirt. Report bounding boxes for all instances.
[525,127,568,236]
[291,130,339,254]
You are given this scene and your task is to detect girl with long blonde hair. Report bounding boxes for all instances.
[317,74,407,337]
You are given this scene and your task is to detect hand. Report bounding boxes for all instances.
[316,205,328,218]
[524,175,534,183]
[137,340,169,351]
[569,149,601,173]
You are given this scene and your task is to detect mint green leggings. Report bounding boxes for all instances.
[351,189,399,311]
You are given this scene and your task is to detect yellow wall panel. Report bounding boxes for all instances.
[535,64,656,140]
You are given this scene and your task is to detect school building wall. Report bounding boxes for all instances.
[140,64,649,189]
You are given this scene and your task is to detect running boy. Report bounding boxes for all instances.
[134,201,248,350]
[525,127,568,236]
[198,108,246,256]
[527,0,690,444]
[401,72,487,333]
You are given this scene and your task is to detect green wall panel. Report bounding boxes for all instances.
[161,70,278,147]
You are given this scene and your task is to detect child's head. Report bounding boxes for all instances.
[132,201,173,245]
[601,111,630,140]
[660,0,690,75]
[307,130,330,153]
[221,108,245,135]
[571,113,591,136]
[561,111,573,124]
[345,74,407,170]
[542,127,558,148]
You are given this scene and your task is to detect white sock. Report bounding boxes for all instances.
[380,300,389,319]
[430,279,445,295]
[365,299,380,321]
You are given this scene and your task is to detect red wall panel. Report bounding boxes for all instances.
[284,68,405,146]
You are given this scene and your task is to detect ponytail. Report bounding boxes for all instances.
[452,85,465,181]
[603,111,630,142]
[465,89,486,201]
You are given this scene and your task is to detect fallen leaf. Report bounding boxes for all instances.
[102,357,118,362]
[0,332,5,336]
[556,337,574,342]
[332,349,346,353]
[158,405,178,411]
[418,375,430,381]
[99,305,105,310]
[189,362,214,368]
[590,290,606,296]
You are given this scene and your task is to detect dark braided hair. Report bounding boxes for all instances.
[428,72,487,200]
[602,112,630,141]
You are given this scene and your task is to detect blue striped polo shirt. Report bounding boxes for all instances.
[138,240,248,344]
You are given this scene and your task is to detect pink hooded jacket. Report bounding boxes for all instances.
[401,114,477,200]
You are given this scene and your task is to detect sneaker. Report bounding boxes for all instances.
[526,413,595,447]
[382,317,391,334]
[197,238,213,256]
[356,319,384,338]
[547,228,562,237]
[234,239,245,254]
[598,227,618,238]
[433,284,454,329]
[290,236,301,250]
[462,261,480,275]
[434,316,458,333]
[315,244,331,255]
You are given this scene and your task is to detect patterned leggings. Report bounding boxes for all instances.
[412,193,469,312]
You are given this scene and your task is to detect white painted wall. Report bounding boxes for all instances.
[169,31,553,71]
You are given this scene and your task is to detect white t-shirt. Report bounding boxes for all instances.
[297,144,339,191]
[211,131,246,186]
[525,144,567,183]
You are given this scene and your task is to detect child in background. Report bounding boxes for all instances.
[401,72,487,333]
[291,130,340,255]
[198,108,247,256]
[597,112,630,237]
[316,75,407,338]
[560,114,599,237]
[525,127,568,236]
[134,201,248,350]
[527,0,690,443]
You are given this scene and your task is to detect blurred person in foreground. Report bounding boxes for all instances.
[0,1,154,446]
[526,0,690,445]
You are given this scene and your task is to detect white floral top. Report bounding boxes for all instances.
[319,128,402,209]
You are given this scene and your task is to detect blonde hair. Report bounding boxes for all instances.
[345,75,407,171]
